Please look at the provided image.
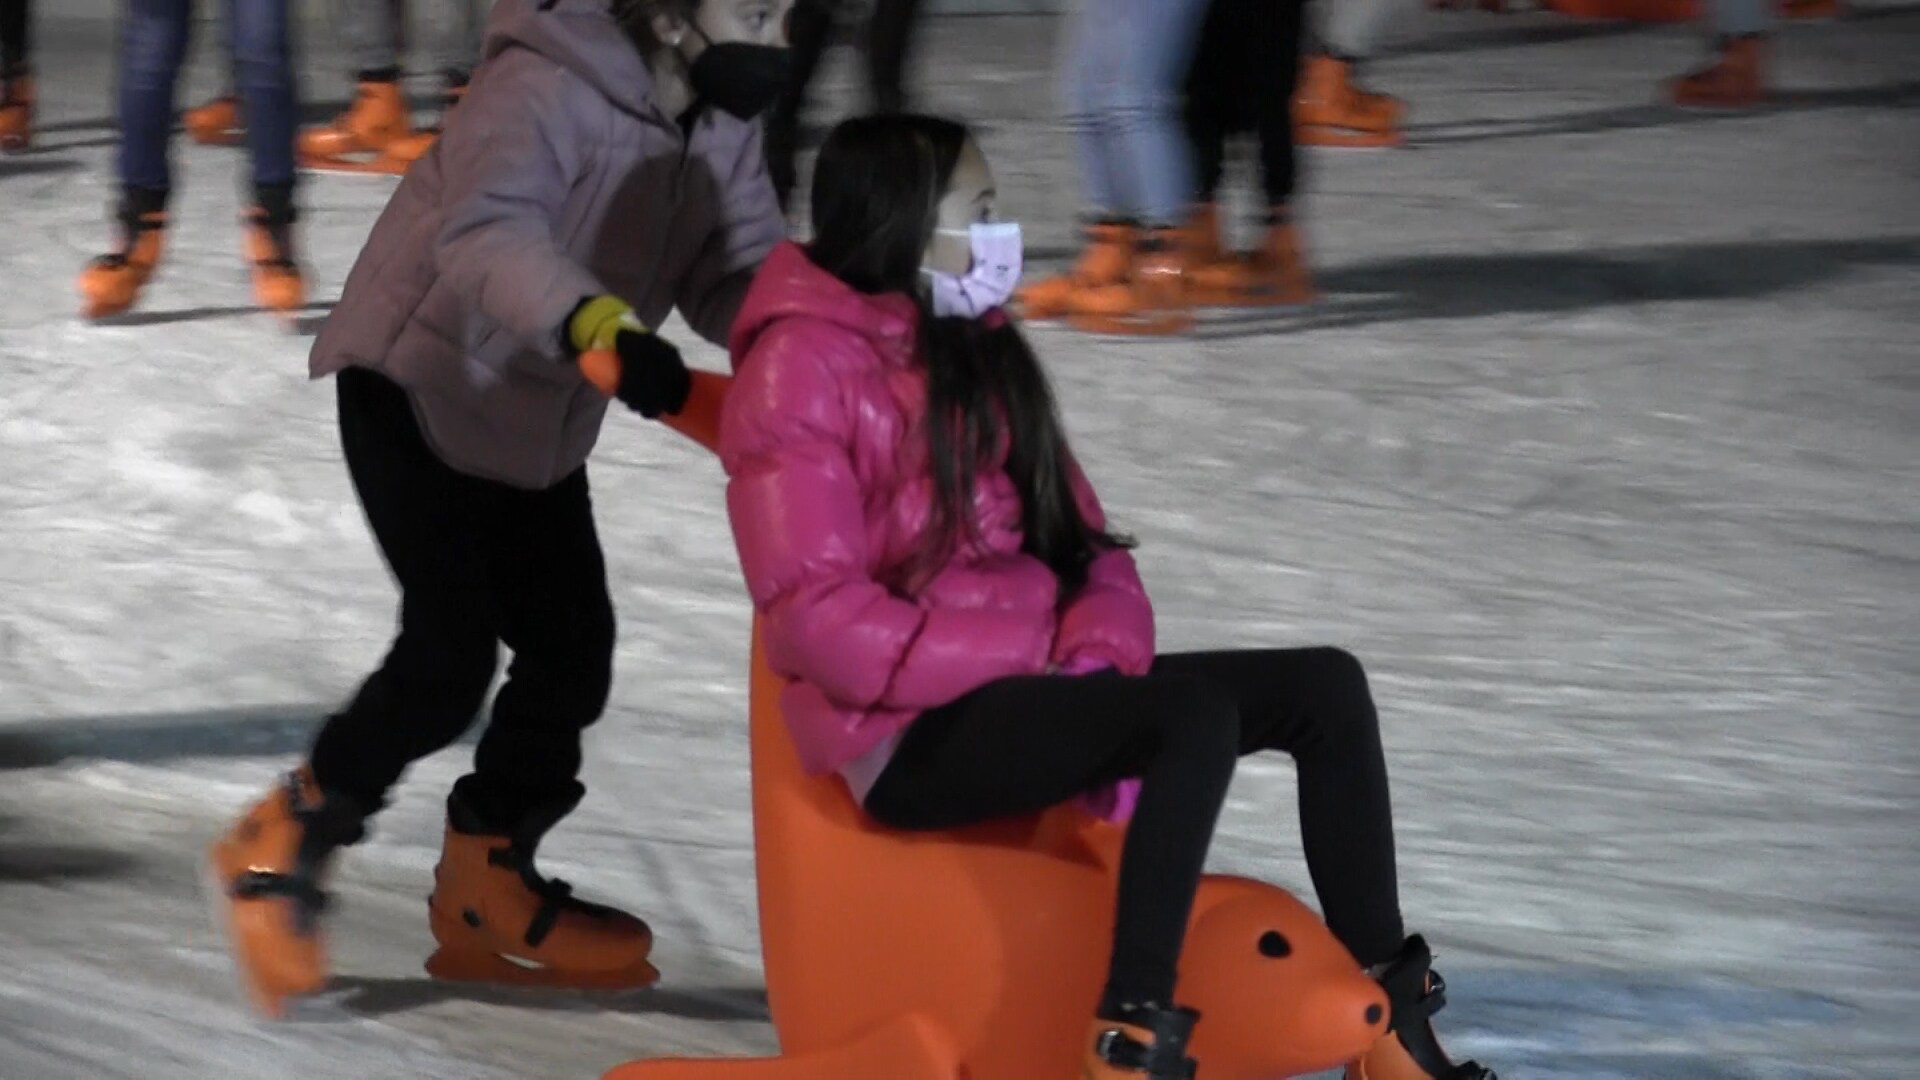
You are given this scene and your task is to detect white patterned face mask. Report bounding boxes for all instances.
[922,222,1024,319]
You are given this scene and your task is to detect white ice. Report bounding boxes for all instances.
[1,8,1916,1080]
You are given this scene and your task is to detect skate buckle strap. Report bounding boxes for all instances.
[487,846,622,949]
[231,870,330,935]
[1092,1028,1197,1079]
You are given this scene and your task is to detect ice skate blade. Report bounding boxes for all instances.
[297,152,412,178]
[1297,126,1404,149]
[1669,94,1766,112]
[1190,283,1320,309]
[1066,310,1194,336]
[425,947,662,991]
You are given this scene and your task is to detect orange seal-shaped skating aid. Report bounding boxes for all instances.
[597,374,1390,1080]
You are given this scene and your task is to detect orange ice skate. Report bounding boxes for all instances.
[1296,56,1404,149]
[374,82,467,172]
[1184,203,1245,307]
[424,779,659,990]
[0,73,34,152]
[299,80,417,175]
[1190,210,1318,308]
[78,191,168,320]
[1018,221,1138,320]
[1068,229,1195,336]
[185,95,245,146]
[243,196,307,317]
[1668,36,1768,110]
[207,767,366,1018]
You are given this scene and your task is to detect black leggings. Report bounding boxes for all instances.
[0,0,28,75]
[766,0,926,210]
[865,647,1405,1011]
[1184,0,1307,208]
[307,369,617,829]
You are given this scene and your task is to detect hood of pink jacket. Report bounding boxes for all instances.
[730,242,921,367]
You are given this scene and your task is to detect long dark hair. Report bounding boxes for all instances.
[807,114,1132,588]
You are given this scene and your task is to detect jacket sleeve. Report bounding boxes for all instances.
[721,330,1054,711]
[1052,455,1155,676]
[432,64,606,360]
[677,123,787,353]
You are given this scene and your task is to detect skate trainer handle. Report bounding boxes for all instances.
[580,348,729,455]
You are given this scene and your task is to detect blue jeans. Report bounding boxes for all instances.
[1062,0,1212,227]
[119,0,297,194]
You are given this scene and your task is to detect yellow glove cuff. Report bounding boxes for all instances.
[568,295,646,355]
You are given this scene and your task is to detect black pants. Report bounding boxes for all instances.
[1184,0,1307,209]
[766,0,926,211]
[308,369,617,829]
[0,0,28,75]
[865,647,1405,1011]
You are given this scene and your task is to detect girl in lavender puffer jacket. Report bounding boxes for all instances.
[721,114,1494,1080]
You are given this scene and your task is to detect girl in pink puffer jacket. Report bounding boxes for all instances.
[720,115,1494,1080]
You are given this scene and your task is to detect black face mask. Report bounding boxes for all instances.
[687,39,791,121]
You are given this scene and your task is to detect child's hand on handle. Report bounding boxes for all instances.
[567,296,693,419]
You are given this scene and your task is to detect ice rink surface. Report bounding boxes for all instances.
[1,7,1916,1078]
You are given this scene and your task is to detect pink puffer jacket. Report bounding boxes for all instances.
[720,243,1155,780]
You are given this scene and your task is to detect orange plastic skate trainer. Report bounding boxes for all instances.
[595,372,1390,1080]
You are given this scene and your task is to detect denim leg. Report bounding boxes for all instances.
[1106,0,1211,226]
[119,0,193,194]
[1061,1,1130,218]
[228,0,297,191]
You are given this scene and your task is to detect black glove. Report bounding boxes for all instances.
[607,325,692,419]
[566,295,693,419]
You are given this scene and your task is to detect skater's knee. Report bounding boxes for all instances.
[1299,647,1382,754]
[1185,679,1243,759]
[1138,676,1240,766]
[1314,647,1373,707]
[510,595,617,724]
